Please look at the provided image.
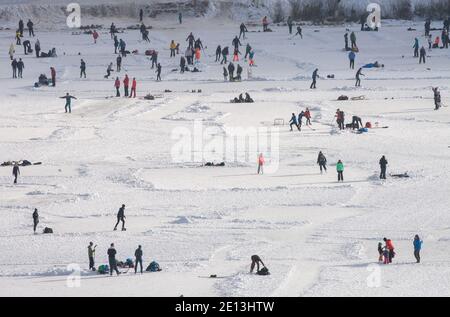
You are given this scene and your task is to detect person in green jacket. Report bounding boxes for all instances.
[337,160,344,182]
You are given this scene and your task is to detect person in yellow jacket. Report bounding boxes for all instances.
[9,43,15,60]
[170,40,177,58]
[15,30,21,45]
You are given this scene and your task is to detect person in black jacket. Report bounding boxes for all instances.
[180,56,186,73]
[27,20,34,37]
[228,62,235,82]
[232,36,241,50]
[432,87,441,110]
[19,19,24,37]
[379,156,388,180]
[13,163,20,184]
[250,255,266,273]
[235,64,243,81]
[80,59,86,78]
[317,151,327,174]
[215,45,222,62]
[11,59,18,78]
[17,58,24,78]
[221,46,229,64]
[134,245,143,274]
[239,23,248,39]
[114,204,126,231]
[23,40,31,55]
[107,243,120,275]
[310,69,319,89]
[156,63,162,81]
[419,46,426,64]
[355,68,364,87]
[33,208,39,233]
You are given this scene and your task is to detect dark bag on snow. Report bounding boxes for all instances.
[146,261,162,272]
[256,267,270,276]
[43,227,53,234]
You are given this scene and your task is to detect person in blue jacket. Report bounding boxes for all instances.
[413,235,423,263]
[289,113,300,131]
[413,38,419,57]
[349,51,356,69]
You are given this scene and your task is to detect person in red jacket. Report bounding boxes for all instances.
[93,30,99,44]
[130,78,137,98]
[114,77,120,97]
[383,238,395,263]
[50,67,56,87]
[123,74,129,97]
[304,108,312,126]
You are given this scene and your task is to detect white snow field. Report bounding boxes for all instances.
[1,10,450,297]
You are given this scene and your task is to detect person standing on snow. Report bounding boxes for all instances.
[425,19,431,37]
[432,87,441,110]
[114,77,121,97]
[186,32,195,50]
[336,160,344,182]
[151,50,158,69]
[114,204,126,231]
[349,51,356,69]
[134,245,143,274]
[239,23,248,39]
[336,109,345,130]
[379,156,388,180]
[123,74,129,97]
[17,58,24,78]
[215,45,222,62]
[80,59,87,78]
[244,43,252,60]
[317,151,327,174]
[35,40,41,58]
[116,55,122,72]
[114,35,119,54]
[88,242,97,271]
[232,36,242,52]
[50,67,56,87]
[60,93,77,113]
[179,12,183,24]
[310,69,319,89]
[413,235,423,263]
[170,40,177,58]
[107,243,121,276]
[257,153,265,175]
[221,46,229,64]
[304,108,312,126]
[9,43,15,60]
[344,32,349,50]
[419,46,426,64]
[262,16,269,32]
[227,62,235,82]
[378,242,384,262]
[33,208,39,233]
[13,163,20,184]
[413,38,419,57]
[289,113,300,131]
[180,56,186,73]
[383,238,395,263]
[11,58,18,79]
[223,67,228,81]
[92,30,99,44]
[350,32,357,50]
[287,16,293,34]
[139,9,144,22]
[27,19,34,37]
[156,63,162,81]
[130,78,137,98]
[19,19,24,37]
[355,67,364,87]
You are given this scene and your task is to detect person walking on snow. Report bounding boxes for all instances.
[114,204,126,231]
[19,19,24,37]
[92,30,99,44]
[413,235,423,263]
[180,56,186,73]
[13,163,20,184]
[107,243,120,276]
[289,113,300,131]
[304,108,312,126]
[33,208,39,233]
[239,23,248,39]
[317,151,327,174]
[355,68,364,87]
[344,33,349,50]
[336,160,344,182]
[11,58,18,78]
[114,35,119,54]
[215,45,222,62]
[60,93,77,113]
[310,69,319,89]
[27,19,34,37]
[295,26,303,38]
[130,78,137,98]
[35,40,41,58]
[116,55,122,72]
[17,58,24,78]
[151,50,158,69]
[232,36,242,51]
[135,245,143,274]
[287,16,293,34]
[257,153,265,175]
[156,63,162,81]
[114,77,121,97]
[170,40,177,58]
[9,43,15,60]
[88,242,96,271]
[350,32,357,50]
[379,156,388,180]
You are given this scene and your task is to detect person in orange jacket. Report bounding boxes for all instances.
[170,40,177,57]
[114,77,121,97]
[93,30,99,44]
[130,78,137,98]
[257,153,265,175]
[123,74,129,97]
[384,237,395,263]
[195,48,201,63]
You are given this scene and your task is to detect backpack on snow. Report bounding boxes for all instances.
[98,265,109,275]
[256,267,270,276]
[146,261,162,272]
[43,227,53,234]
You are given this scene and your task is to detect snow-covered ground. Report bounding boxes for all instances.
[0,12,450,297]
